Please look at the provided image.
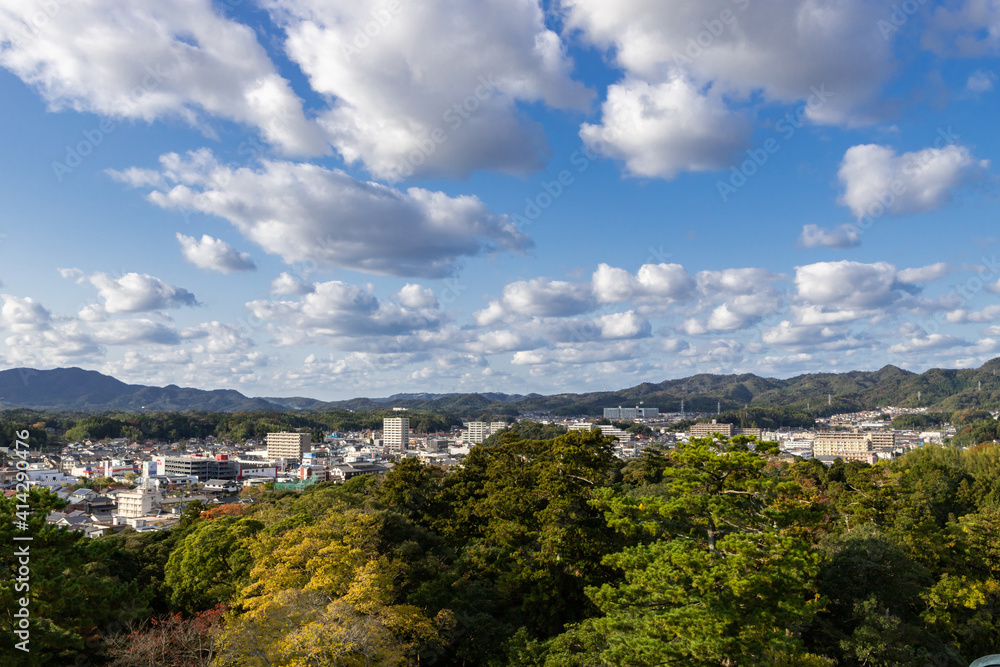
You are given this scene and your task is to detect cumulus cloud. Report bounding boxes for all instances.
[502,278,597,317]
[511,340,643,366]
[798,223,862,249]
[262,0,591,179]
[88,272,199,313]
[695,268,781,295]
[90,319,181,345]
[563,0,894,125]
[176,234,256,273]
[888,333,968,354]
[0,295,51,332]
[0,0,324,155]
[473,301,507,328]
[247,280,443,343]
[394,284,438,310]
[114,150,530,278]
[5,323,102,365]
[592,262,696,305]
[794,260,901,309]
[579,77,751,179]
[896,262,951,284]
[762,321,869,351]
[270,272,315,296]
[838,143,989,218]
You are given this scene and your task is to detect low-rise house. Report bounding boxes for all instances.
[329,462,390,483]
[203,479,240,494]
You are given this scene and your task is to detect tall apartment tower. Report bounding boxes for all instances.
[383,417,410,452]
[266,432,312,461]
[466,422,490,444]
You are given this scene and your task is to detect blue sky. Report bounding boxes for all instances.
[0,0,999,400]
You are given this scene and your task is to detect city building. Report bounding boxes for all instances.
[383,418,409,452]
[603,406,660,420]
[689,420,762,440]
[162,454,239,481]
[813,431,894,462]
[466,422,491,445]
[116,484,162,518]
[266,432,312,461]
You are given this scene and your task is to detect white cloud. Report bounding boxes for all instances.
[695,268,781,295]
[473,301,506,328]
[176,233,256,273]
[394,284,438,310]
[579,77,751,179]
[563,0,894,124]
[591,263,696,307]
[57,268,85,282]
[117,149,530,278]
[896,262,951,284]
[888,333,968,354]
[502,278,596,317]
[511,340,643,366]
[5,324,102,365]
[967,69,996,92]
[925,1,1000,56]
[247,280,443,343]
[0,0,324,155]
[263,0,591,179]
[88,272,199,313]
[795,261,901,309]
[838,143,989,218]
[762,321,868,351]
[270,272,315,296]
[798,223,861,249]
[91,319,181,345]
[0,295,51,332]
[594,311,651,340]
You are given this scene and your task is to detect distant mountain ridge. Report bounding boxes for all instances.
[2,361,1000,415]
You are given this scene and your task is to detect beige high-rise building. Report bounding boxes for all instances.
[466,422,490,444]
[813,431,893,461]
[266,432,312,460]
[383,418,409,452]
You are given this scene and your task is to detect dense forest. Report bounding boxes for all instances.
[4,430,1000,666]
[0,409,463,451]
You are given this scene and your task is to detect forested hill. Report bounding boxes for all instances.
[3,359,1000,414]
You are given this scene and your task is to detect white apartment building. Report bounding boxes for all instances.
[116,485,162,518]
[383,418,410,452]
[266,432,312,461]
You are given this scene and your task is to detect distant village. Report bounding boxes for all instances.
[3,404,971,541]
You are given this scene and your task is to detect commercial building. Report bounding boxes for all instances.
[383,418,410,452]
[162,455,240,481]
[266,432,312,461]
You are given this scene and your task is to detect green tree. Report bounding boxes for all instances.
[543,436,826,666]
[164,515,264,614]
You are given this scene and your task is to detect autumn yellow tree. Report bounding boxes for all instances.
[216,505,453,666]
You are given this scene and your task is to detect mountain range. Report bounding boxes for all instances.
[1,361,1000,416]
